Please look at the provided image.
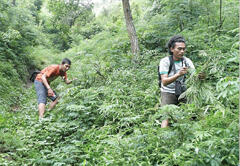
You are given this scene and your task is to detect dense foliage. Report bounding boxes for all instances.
[0,0,238,165]
[0,0,46,112]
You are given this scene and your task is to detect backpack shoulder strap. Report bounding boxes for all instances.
[180,56,190,66]
[158,65,161,88]
[168,55,174,75]
[182,57,187,81]
[158,55,174,88]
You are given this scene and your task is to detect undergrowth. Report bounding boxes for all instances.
[0,0,238,165]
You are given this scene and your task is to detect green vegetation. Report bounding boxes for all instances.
[0,0,238,165]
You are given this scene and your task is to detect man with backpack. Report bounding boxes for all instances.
[158,35,195,128]
[34,58,73,119]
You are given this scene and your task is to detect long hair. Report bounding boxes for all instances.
[167,35,186,55]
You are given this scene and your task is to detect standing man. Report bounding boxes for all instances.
[159,35,195,128]
[34,58,72,118]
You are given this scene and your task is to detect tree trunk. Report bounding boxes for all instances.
[219,0,222,28]
[122,0,140,62]
[12,0,16,6]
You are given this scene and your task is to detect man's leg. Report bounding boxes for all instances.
[38,103,46,118]
[34,80,47,119]
[160,92,178,128]
[161,119,169,128]
[49,97,59,110]
[48,90,59,110]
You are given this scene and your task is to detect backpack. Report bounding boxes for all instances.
[158,55,174,88]
[30,71,40,82]
[158,55,187,88]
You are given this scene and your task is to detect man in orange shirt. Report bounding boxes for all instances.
[34,58,72,118]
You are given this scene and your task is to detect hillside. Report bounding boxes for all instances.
[0,0,239,165]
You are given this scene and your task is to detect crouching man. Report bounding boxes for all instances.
[34,58,72,118]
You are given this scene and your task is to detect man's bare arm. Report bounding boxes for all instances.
[41,74,54,96]
[161,67,188,86]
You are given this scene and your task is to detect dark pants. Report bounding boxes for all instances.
[160,92,187,127]
[161,92,186,106]
[161,92,179,106]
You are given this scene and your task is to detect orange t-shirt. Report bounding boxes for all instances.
[35,65,67,84]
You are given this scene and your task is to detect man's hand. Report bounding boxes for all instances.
[48,88,54,96]
[177,67,188,76]
[198,72,205,80]
[65,80,72,84]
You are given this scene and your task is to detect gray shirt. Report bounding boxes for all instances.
[159,56,195,94]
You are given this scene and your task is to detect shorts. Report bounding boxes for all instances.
[161,91,187,106]
[34,80,58,104]
[161,92,178,106]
